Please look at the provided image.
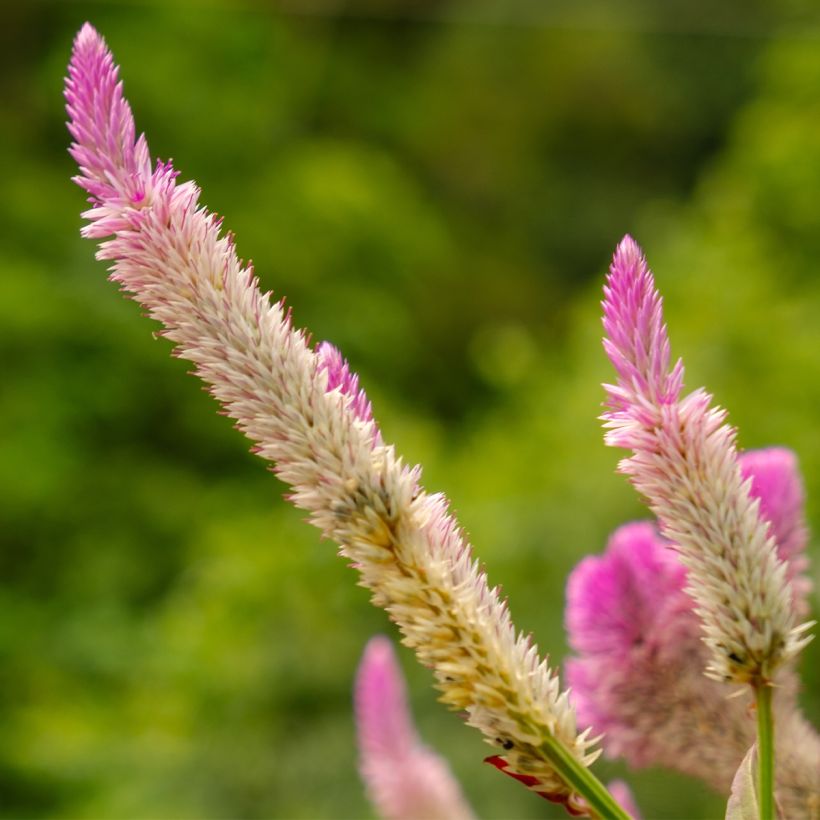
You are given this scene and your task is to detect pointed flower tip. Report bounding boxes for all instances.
[615,233,639,256]
[358,634,396,681]
[601,234,682,413]
[604,236,652,308]
[75,22,101,46]
[610,235,645,277]
[355,635,416,754]
[71,22,107,65]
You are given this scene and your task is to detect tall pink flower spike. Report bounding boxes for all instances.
[600,236,811,685]
[65,24,603,814]
[355,637,474,820]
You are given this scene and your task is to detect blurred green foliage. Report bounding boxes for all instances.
[2,1,819,817]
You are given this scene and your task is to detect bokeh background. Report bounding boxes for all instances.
[3,1,820,817]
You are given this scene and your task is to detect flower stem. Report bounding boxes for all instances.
[755,682,775,820]
[539,736,630,819]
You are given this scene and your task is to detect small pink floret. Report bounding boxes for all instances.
[355,636,473,820]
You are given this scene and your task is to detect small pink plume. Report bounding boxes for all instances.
[355,636,473,820]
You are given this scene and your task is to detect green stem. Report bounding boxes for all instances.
[539,736,631,819]
[755,682,775,820]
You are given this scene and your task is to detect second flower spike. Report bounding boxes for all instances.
[600,236,811,685]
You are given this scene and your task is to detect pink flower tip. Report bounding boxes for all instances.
[613,234,641,267]
[607,780,642,820]
[602,236,683,414]
[354,636,473,820]
[355,635,418,760]
[66,22,153,218]
[75,21,102,48]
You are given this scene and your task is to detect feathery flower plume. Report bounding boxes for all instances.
[66,24,607,815]
[354,636,474,820]
[600,236,812,684]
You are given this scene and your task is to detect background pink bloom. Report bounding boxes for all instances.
[355,636,474,820]
[739,447,812,614]
[565,449,819,813]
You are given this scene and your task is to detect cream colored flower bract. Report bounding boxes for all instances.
[601,236,813,684]
[65,23,598,813]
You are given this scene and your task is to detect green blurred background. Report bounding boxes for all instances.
[3,1,820,817]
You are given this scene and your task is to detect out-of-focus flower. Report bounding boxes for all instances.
[606,780,642,820]
[355,636,474,820]
[600,235,811,684]
[565,461,820,816]
[739,448,812,615]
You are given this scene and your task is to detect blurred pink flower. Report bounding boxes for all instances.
[355,636,474,820]
[739,447,812,614]
[565,449,818,813]
[606,780,642,820]
[565,521,691,662]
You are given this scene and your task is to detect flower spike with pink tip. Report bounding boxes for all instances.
[355,636,474,820]
[65,24,631,817]
[601,236,811,685]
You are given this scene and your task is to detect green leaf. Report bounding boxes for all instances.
[725,744,758,820]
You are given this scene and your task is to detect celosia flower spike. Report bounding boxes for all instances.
[601,236,811,684]
[355,636,474,820]
[66,24,613,816]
